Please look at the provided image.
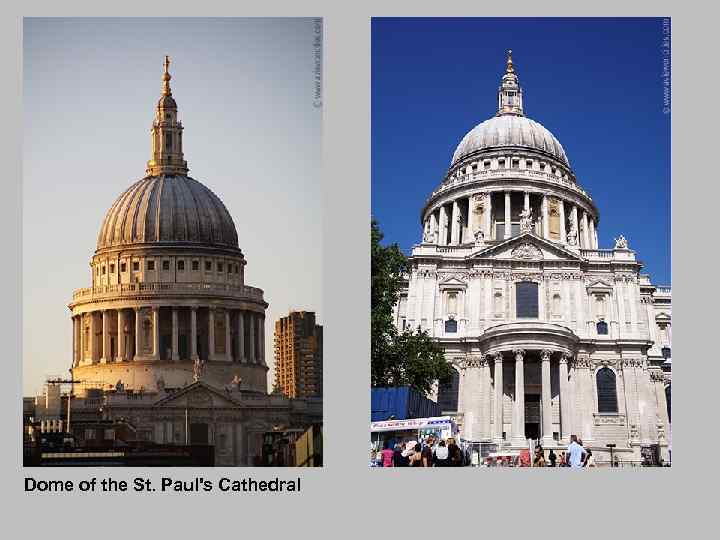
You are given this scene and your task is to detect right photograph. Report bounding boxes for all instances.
[370,17,671,468]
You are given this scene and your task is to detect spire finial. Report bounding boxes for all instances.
[496,50,523,117]
[162,55,172,96]
[506,49,514,73]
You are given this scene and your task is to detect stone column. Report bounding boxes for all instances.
[511,349,526,445]
[559,200,566,244]
[581,211,589,248]
[439,205,448,246]
[208,308,216,361]
[541,350,554,446]
[558,353,571,442]
[571,205,579,246]
[504,191,512,239]
[485,193,493,239]
[225,310,232,362]
[117,309,125,362]
[523,192,530,212]
[451,200,460,245]
[429,212,438,244]
[464,357,481,441]
[237,311,245,363]
[248,313,256,363]
[171,308,179,361]
[101,310,111,363]
[134,308,141,361]
[589,219,597,249]
[542,194,549,239]
[72,316,78,367]
[480,356,492,440]
[259,316,265,365]
[89,311,97,363]
[190,307,199,360]
[151,306,160,361]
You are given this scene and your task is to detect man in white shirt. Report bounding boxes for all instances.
[567,435,587,468]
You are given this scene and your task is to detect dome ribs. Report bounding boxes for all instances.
[95,175,239,252]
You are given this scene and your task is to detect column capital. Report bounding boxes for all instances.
[559,352,570,365]
[540,349,553,362]
[492,351,503,363]
[512,348,525,360]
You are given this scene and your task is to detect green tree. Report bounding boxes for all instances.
[371,220,453,395]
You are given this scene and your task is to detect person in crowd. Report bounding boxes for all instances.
[380,441,394,467]
[392,443,407,467]
[433,440,450,467]
[447,438,463,466]
[409,443,423,467]
[583,446,595,467]
[533,446,546,467]
[421,436,435,467]
[566,434,587,468]
[370,449,380,467]
[548,449,557,467]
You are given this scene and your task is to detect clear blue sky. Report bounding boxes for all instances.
[23,18,322,395]
[372,17,671,285]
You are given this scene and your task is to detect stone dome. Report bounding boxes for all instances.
[451,115,569,168]
[96,174,239,250]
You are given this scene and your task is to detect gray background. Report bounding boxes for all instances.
[1,1,717,537]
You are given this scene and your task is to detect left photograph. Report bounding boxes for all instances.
[23,18,323,466]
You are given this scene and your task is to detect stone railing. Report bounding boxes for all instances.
[72,282,264,303]
[580,249,615,259]
[428,168,592,202]
[655,286,671,295]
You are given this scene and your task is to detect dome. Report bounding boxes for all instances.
[96,175,239,250]
[157,94,177,109]
[451,115,569,167]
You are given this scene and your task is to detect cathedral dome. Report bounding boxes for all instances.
[96,174,239,250]
[451,115,569,167]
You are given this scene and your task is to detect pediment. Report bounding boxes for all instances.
[154,381,241,409]
[438,276,468,289]
[474,233,584,262]
[587,279,614,293]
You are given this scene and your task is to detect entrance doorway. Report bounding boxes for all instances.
[525,394,541,441]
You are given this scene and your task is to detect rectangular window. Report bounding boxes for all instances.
[121,262,127,273]
[498,159,505,169]
[526,160,533,169]
[516,282,539,318]
[484,161,491,170]
[165,133,172,151]
[132,261,139,272]
[205,261,212,271]
[102,266,106,275]
[192,260,199,271]
[162,260,170,271]
[147,260,155,271]
[110,264,115,273]
[495,223,505,239]
[511,223,520,236]
[512,159,519,169]
[177,260,185,271]
[218,262,224,272]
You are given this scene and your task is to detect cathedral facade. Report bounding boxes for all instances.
[60,58,321,465]
[395,53,671,464]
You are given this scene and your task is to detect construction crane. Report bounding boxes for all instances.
[45,374,106,432]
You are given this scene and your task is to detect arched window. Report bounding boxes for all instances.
[516,282,539,318]
[665,384,671,423]
[445,319,457,333]
[596,321,609,335]
[596,367,618,413]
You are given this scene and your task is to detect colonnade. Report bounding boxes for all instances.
[461,349,574,447]
[72,306,265,367]
[425,190,599,248]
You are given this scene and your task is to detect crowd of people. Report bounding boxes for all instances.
[370,434,599,468]
[370,436,465,467]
